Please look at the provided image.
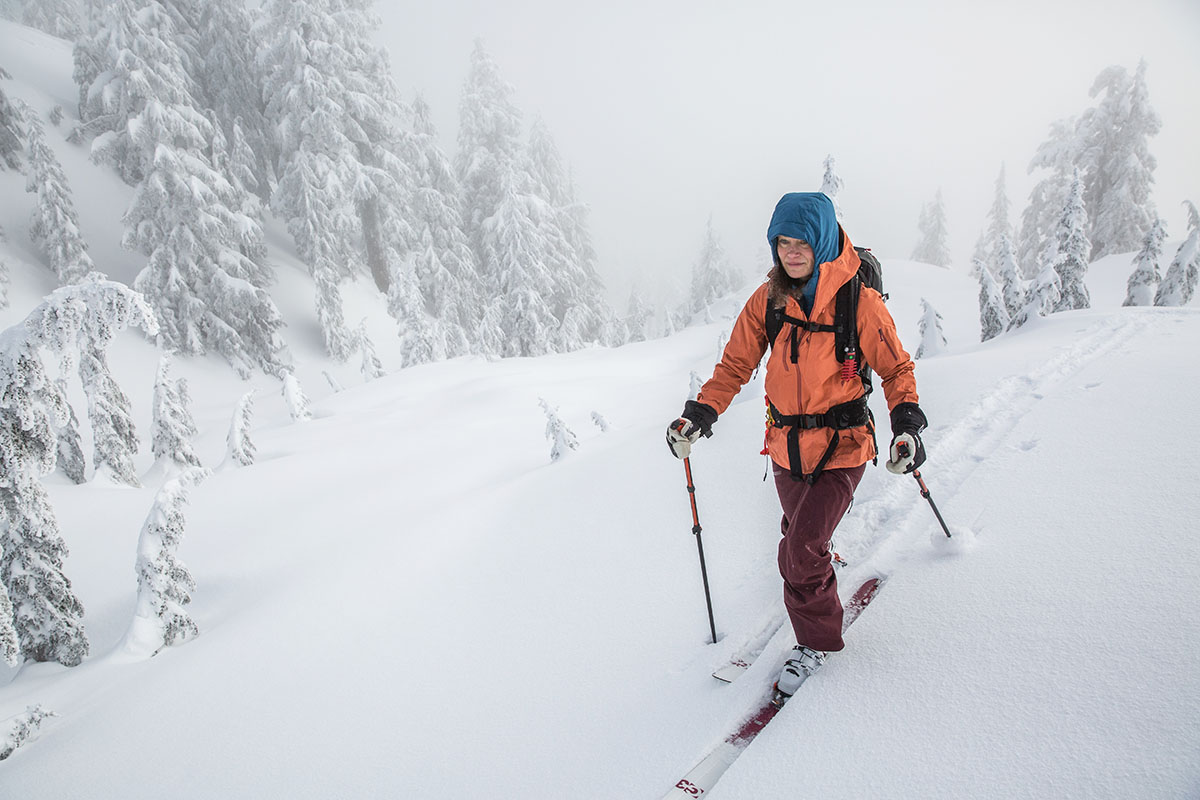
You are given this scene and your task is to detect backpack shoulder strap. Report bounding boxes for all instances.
[833,274,861,365]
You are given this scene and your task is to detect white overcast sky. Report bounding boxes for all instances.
[375,0,1200,302]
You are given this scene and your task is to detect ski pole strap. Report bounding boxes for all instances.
[766,397,870,483]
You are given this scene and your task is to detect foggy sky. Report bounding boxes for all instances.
[375,0,1200,303]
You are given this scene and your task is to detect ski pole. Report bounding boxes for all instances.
[682,457,719,644]
[898,443,952,538]
[913,469,953,538]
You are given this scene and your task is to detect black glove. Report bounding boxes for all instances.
[665,401,717,459]
[886,402,927,474]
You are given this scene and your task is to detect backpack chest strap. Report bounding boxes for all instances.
[775,313,840,364]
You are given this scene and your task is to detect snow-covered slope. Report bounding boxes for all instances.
[2,17,1198,800]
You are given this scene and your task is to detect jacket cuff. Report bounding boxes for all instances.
[889,402,927,436]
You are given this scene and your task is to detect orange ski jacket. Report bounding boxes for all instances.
[697,230,919,478]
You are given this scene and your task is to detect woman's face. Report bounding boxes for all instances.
[776,236,815,280]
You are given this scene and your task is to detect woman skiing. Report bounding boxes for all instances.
[665,191,928,699]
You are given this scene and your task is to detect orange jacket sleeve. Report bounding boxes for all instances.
[696,284,770,415]
[857,287,919,412]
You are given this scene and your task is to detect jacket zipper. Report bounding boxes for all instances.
[878,328,899,360]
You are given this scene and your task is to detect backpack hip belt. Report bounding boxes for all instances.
[765,396,874,484]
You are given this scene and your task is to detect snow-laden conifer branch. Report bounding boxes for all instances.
[0,705,56,761]
[282,371,312,422]
[0,277,156,666]
[539,398,579,462]
[225,391,256,467]
[151,354,201,475]
[1155,201,1199,307]
[124,467,209,657]
[1123,217,1165,307]
[356,322,384,382]
[915,299,947,359]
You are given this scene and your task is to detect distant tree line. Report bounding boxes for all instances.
[914,60,1199,342]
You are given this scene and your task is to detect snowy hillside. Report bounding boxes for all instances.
[2,17,1199,800]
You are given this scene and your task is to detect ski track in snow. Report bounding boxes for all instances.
[838,312,1148,579]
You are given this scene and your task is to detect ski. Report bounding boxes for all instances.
[665,576,885,799]
[711,610,787,683]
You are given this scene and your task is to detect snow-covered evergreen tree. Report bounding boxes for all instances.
[539,398,578,462]
[0,278,155,666]
[397,94,477,357]
[1010,256,1063,330]
[322,371,344,393]
[915,298,947,358]
[912,189,951,267]
[976,259,1010,342]
[0,71,23,171]
[983,164,1015,280]
[688,218,741,317]
[19,100,94,284]
[388,250,441,367]
[0,554,17,666]
[72,0,288,376]
[261,0,414,359]
[189,0,274,203]
[0,706,55,760]
[456,42,561,358]
[1123,217,1166,306]
[73,0,185,183]
[993,234,1025,323]
[0,223,8,310]
[1051,169,1092,312]
[125,107,286,373]
[820,155,844,223]
[457,40,524,276]
[1020,117,1077,278]
[260,0,360,359]
[282,370,312,422]
[591,411,610,432]
[968,231,987,280]
[21,0,81,37]
[224,391,255,467]
[356,322,384,381]
[624,287,653,344]
[150,355,201,474]
[124,466,207,657]
[1078,61,1160,259]
[1155,201,1200,307]
[481,183,560,357]
[527,117,611,349]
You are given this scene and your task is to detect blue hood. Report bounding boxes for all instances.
[766,192,840,267]
[767,192,839,314]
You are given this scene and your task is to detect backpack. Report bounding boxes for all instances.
[765,246,885,396]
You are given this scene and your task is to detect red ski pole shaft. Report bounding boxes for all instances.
[683,457,718,644]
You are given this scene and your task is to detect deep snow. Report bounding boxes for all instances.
[1,17,1199,799]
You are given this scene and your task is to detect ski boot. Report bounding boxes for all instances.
[771,645,826,707]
